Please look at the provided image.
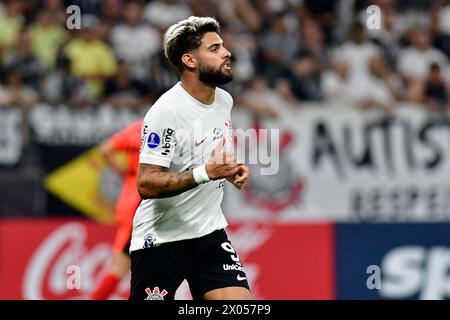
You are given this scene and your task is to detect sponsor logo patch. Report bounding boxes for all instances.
[147,133,160,149]
[161,128,174,156]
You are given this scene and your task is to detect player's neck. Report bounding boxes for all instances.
[180,75,215,105]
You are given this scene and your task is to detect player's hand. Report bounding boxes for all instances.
[205,138,240,180]
[226,164,250,190]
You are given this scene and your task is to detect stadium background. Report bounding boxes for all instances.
[1,0,450,300]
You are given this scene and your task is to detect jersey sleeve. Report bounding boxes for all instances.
[139,105,177,168]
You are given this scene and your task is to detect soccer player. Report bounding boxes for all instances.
[129,16,251,301]
[90,118,143,300]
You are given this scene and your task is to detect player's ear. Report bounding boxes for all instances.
[181,53,196,69]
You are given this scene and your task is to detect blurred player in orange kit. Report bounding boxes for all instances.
[90,118,143,300]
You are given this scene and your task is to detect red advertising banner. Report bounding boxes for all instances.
[226,223,335,299]
[0,218,118,300]
[0,219,334,300]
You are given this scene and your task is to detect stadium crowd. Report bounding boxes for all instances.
[0,0,449,116]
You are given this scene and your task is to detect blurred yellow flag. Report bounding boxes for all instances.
[44,146,127,225]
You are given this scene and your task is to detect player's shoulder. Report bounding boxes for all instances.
[215,87,233,110]
[144,87,179,116]
[142,104,176,134]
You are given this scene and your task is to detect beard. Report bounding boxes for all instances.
[198,62,233,86]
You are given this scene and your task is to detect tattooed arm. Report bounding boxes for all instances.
[137,164,198,199]
[137,162,242,199]
[138,139,243,199]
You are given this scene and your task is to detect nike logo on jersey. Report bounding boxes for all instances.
[237,274,247,281]
[195,137,207,146]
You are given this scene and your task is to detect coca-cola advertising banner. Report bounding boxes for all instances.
[225,105,450,222]
[0,219,119,300]
[0,219,334,300]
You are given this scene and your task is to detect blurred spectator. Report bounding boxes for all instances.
[28,9,67,71]
[398,28,448,102]
[0,68,39,108]
[219,0,261,33]
[334,22,381,78]
[322,58,353,102]
[220,26,256,83]
[40,56,92,107]
[189,0,220,18]
[435,0,450,36]
[238,76,280,118]
[369,55,404,101]
[94,18,113,43]
[20,0,40,24]
[44,0,66,25]
[3,29,45,88]
[103,60,151,110]
[259,12,299,84]
[147,48,179,98]
[323,55,400,115]
[143,0,192,30]
[366,6,403,69]
[422,63,449,112]
[332,22,382,97]
[98,0,123,25]
[0,0,24,63]
[0,0,446,117]
[63,14,117,100]
[289,52,323,101]
[110,1,159,80]
[355,55,401,114]
[398,28,448,82]
[67,0,100,16]
[334,0,354,43]
[430,2,450,59]
[287,18,327,102]
[274,78,302,107]
[298,18,327,68]
[238,75,301,118]
[299,0,338,43]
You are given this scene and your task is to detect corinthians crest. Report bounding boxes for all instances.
[239,126,304,214]
[145,287,168,300]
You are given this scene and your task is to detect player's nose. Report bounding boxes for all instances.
[222,47,231,59]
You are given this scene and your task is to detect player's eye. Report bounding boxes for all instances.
[210,45,221,52]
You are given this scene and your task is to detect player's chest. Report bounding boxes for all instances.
[176,111,233,151]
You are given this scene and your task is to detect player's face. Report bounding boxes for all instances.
[196,32,233,86]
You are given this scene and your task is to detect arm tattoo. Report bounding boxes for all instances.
[138,164,198,198]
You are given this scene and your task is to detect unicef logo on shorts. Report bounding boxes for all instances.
[147,133,160,149]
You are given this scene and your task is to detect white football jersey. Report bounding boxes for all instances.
[130,82,234,251]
